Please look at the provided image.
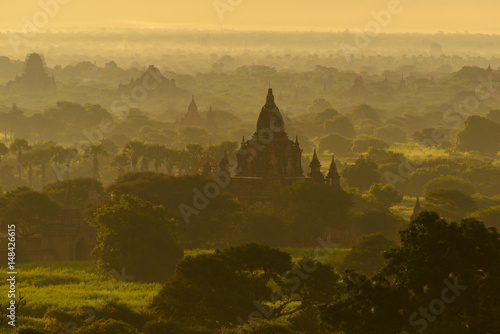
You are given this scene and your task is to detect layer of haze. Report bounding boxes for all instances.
[1,0,499,34]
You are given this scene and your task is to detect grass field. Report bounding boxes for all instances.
[0,247,349,331]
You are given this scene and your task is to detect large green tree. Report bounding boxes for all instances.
[341,156,381,192]
[322,212,500,334]
[92,195,183,282]
[273,181,353,245]
[152,243,292,329]
[0,187,61,236]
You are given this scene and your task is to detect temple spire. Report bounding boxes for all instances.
[326,155,341,190]
[309,149,324,182]
[265,88,276,108]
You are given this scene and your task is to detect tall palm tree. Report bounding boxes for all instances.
[124,140,145,172]
[163,148,178,175]
[111,152,130,177]
[50,145,73,181]
[20,151,35,188]
[33,148,54,188]
[9,138,31,178]
[85,143,108,179]
[148,144,166,173]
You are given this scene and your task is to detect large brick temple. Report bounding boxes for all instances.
[216,88,341,204]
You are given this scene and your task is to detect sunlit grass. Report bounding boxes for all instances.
[0,246,349,328]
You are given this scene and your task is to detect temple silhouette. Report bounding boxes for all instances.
[176,95,206,126]
[216,88,342,204]
[5,53,56,92]
[117,64,184,97]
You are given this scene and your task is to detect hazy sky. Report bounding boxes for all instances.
[1,0,499,34]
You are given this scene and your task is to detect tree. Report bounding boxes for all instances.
[146,143,166,173]
[107,172,240,247]
[374,124,407,143]
[351,137,389,153]
[111,152,130,177]
[342,233,396,275]
[43,178,105,211]
[19,151,35,188]
[456,115,500,155]
[307,98,332,114]
[351,104,381,125]
[323,115,356,138]
[314,108,339,125]
[238,207,290,246]
[9,138,31,177]
[93,195,183,282]
[0,187,61,236]
[32,148,53,187]
[424,188,477,221]
[124,140,145,171]
[485,109,500,123]
[85,143,108,179]
[382,212,500,333]
[341,156,380,192]
[151,243,292,329]
[354,210,405,240]
[273,181,353,245]
[322,212,500,333]
[366,183,403,210]
[472,205,500,230]
[423,175,475,195]
[318,133,352,155]
[0,142,8,163]
[178,126,209,145]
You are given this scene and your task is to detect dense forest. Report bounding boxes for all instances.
[0,29,499,334]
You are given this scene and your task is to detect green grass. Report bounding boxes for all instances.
[0,247,349,331]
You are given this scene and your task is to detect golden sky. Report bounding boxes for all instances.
[1,0,499,34]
